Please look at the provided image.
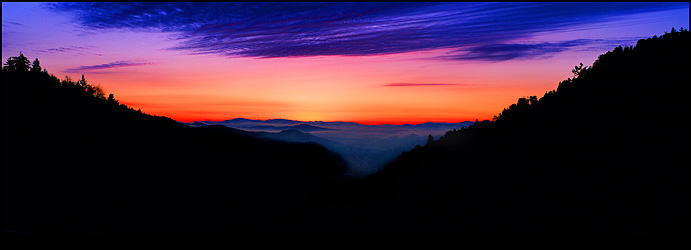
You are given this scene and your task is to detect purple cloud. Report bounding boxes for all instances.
[32,46,101,56]
[66,60,152,73]
[441,38,648,62]
[444,40,585,62]
[49,2,688,61]
[2,21,23,27]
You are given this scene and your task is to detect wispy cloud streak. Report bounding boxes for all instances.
[66,60,152,73]
[2,21,23,27]
[49,2,688,61]
[442,38,649,61]
[383,83,463,87]
[32,45,102,56]
[446,40,585,62]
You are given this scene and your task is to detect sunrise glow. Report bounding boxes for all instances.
[3,2,688,124]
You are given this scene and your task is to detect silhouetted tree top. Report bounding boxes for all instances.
[31,58,42,73]
[77,74,87,88]
[426,134,434,145]
[107,93,119,104]
[88,84,106,99]
[3,52,30,72]
[3,53,120,103]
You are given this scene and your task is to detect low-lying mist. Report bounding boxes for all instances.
[186,118,473,176]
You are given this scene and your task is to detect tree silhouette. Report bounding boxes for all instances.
[571,62,583,77]
[89,84,106,99]
[107,93,119,104]
[62,75,74,86]
[77,74,87,88]
[3,52,31,72]
[426,134,434,145]
[571,62,591,78]
[31,58,42,73]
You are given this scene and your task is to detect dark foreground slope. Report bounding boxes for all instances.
[335,30,690,234]
[1,70,346,234]
[2,30,688,236]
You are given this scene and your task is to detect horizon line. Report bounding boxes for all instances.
[176,117,480,126]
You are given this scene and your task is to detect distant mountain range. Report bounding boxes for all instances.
[186,118,470,131]
[247,124,335,132]
[185,118,473,175]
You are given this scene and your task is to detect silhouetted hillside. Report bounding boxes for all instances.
[192,119,472,175]
[3,29,688,235]
[332,29,690,234]
[1,65,347,234]
[198,125,383,177]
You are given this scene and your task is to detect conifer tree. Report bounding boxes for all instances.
[3,52,31,72]
[31,58,42,73]
[77,74,87,88]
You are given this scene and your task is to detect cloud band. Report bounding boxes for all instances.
[50,2,688,61]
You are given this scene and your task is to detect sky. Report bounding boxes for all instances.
[2,2,689,125]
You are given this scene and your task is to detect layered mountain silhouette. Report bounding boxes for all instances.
[1,66,348,234]
[198,125,341,149]
[2,29,688,235]
[247,124,335,132]
[197,125,394,177]
[328,29,689,234]
[190,121,336,133]
[189,119,472,175]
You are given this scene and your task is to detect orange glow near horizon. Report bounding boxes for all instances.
[90,48,585,125]
[3,2,688,125]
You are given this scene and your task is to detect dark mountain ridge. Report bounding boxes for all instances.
[197,125,383,177]
[1,66,347,234]
[332,29,690,234]
[2,29,688,235]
